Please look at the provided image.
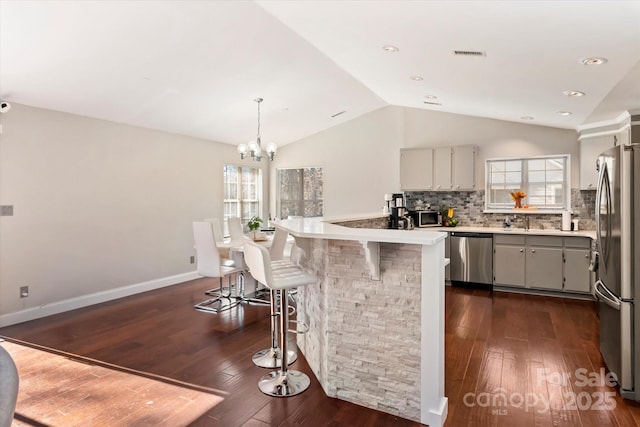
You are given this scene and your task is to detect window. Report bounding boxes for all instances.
[223,164,261,234]
[277,167,323,219]
[485,155,570,211]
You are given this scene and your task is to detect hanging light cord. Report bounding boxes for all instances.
[256,98,262,147]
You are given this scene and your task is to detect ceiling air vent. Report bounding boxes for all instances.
[423,101,442,106]
[454,50,486,57]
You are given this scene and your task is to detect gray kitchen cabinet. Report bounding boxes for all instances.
[564,237,593,294]
[433,147,452,190]
[493,234,591,294]
[579,134,614,190]
[400,145,476,191]
[400,148,433,190]
[525,236,563,290]
[526,246,564,290]
[452,145,476,190]
[493,235,526,287]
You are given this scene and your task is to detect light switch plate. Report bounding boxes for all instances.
[0,205,13,216]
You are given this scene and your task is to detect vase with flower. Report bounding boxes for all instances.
[510,191,527,209]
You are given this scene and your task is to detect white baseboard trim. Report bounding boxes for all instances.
[0,271,200,328]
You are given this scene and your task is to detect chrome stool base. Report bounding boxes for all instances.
[252,347,297,368]
[258,370,310,397]
[194,297,239,313]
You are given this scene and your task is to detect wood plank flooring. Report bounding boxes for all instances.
[2,279,640,426]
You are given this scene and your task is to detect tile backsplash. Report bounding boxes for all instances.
[404,189,596,231]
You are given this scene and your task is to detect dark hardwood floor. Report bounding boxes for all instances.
[2,279,640,426]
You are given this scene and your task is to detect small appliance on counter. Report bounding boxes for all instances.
[410,209,442,228]
[387,193,413,229]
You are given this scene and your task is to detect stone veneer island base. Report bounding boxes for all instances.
[273,217,448,426]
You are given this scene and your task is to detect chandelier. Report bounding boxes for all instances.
[237,98,277,161]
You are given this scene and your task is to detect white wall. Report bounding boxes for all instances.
[270,106,405,218]
[0,104,268,322]
[271,106,579,218]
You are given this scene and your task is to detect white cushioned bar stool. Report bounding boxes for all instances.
[252,227,298,368]
[243,240,316,397]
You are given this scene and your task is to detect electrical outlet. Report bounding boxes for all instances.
[20,286,29,298]
[190,256,195,264]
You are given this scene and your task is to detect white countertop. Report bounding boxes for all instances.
[274,216,595,243]
[273,217,446,245]
[417,226,596,239]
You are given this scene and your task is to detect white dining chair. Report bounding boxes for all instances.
[204,218,232,261]
[228,216,245,245]
[203,218,224,243]
[192,221,244,313]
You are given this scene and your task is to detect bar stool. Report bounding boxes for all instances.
[252,227,299,368]
[243,240,316,397]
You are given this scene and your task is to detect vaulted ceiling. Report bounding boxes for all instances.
[1,1,639,146]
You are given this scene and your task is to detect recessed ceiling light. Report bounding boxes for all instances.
[556,111,573,116]
[563,90,585,97]
[425,95,438,100]
[382,45,399,52]
[410,75,424,81]
[580,57,608,65]
[521,116,534,120]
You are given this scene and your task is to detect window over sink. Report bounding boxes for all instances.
[485,154,570,212]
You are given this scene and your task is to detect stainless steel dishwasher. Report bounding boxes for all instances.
[449,232,493,285]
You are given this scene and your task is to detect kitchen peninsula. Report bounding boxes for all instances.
[273,217,448,426]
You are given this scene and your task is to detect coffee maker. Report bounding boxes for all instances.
[387,193,412,229]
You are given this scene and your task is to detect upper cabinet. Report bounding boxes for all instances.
[579,114,634,190]
[452,145,476,190]
[400,148,433,190]
[433,147,452,190]
[579,135,615,190]
[400,145,476,191]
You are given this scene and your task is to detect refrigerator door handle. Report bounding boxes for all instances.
[594,280,621,310]
[589,250,599,273]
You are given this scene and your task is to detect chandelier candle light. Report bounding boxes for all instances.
[237,98,277,161]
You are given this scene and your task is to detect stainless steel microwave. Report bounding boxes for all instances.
[412,210,442,227]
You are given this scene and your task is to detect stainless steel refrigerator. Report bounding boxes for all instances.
[594,142,640,399]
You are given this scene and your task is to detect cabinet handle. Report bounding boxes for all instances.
[585,254,589,258]
[456,185,460,189]
[531,249,536,253]
[519,249,524,253]
[437,185,441,189]
[588,183,593,188]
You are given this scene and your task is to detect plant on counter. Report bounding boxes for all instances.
[440,205,459,227]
